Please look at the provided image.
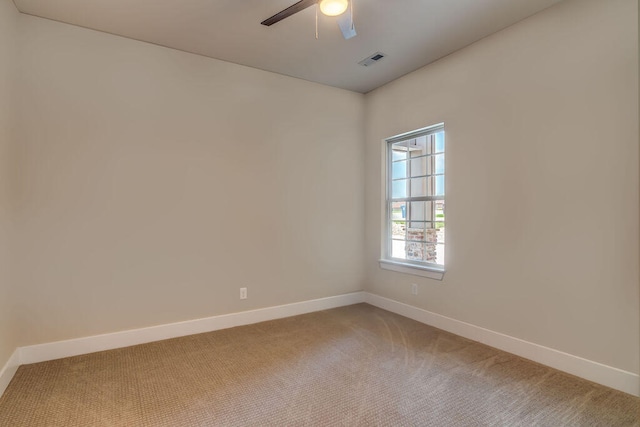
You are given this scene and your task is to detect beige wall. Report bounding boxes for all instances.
[12,14,365,345]
[365,0,639,373]
[0,0,18,368]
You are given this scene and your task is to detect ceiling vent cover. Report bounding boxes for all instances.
[358,52,386,67]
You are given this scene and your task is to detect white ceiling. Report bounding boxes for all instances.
[13,0,563,93]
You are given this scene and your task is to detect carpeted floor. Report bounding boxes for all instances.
[0,304,638,426]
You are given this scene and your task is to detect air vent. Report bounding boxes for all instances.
[358,52,386,67]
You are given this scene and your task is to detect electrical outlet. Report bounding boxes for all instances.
[411,283,418,296]
[240,287,247,300]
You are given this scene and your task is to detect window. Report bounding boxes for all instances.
[380,124,445,279]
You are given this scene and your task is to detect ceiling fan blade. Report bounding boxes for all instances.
[261,0,318,26]
[336,13,356,39]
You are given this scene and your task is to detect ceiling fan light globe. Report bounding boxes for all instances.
[319,0,349,17]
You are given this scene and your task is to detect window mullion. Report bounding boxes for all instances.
[405,141,410,250]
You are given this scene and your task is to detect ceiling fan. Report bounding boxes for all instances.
[261,0,357,40]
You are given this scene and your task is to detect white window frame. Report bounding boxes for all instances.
[379,123,445,280]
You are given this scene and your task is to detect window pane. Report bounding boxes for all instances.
[435,200,445,228]
[391,239,406,259]
[391,220,405,240]
[391,141,408,161]
[391,201,407,244]
[435,176,445,196]
[392,179,408,198]
[392,150,407,161]
[392,160,408,179]
[424,140,434,155]
[408,156,444,177]
[409,201,444,222]
[406,225,425,240]
[410,157,426,177]
[409,148,425,158]
[434,153,445,174]
[409,175,445,197]
[407,221,444,230]
[426,241,438,263]
[406,242,426,261]
[435,243,445,265]
[410,178,426,197]
[390,202,406,220]
[409,201,426,221]
[426,223,440,241]
[402,223,442,262]
[435,132,445,152]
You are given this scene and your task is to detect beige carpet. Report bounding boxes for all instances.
[0,304,638,426]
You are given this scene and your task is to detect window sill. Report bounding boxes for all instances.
[378,259,445,281]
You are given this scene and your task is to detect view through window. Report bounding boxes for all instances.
[387,124,445,268]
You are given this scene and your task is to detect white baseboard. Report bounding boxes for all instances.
[0,292,358,396]
[2,290,637,399]
[0,291,366,398]
[364,293,640,397]
[0,348,20,398]
[19,291,366,365]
